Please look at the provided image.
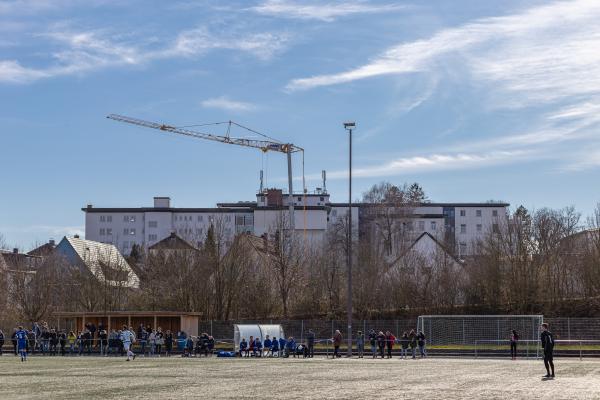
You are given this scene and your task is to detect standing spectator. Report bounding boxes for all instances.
[263,335,272,357]
[49,329,58,356]
[306,329,316,358]
[84,329,92,355]
[108,329,119,356]
[376,331,386,359]
[207,336,215,356]
[278,337,286,358]
[409,330,417,359]
[271,336,279,357]
[139,328,148,356]
[27,331,35,355]
[155,327,164,356]
[11,328,18,356]
[77,331,84,356]
[67,331,77,355]
[400,332,409,359]
[417,331,426,358]
[41,327,50,355]
[385,331,396,359]
[98,329,108,356]
[88,322,97,344]
[165,330,174,357]
[332,330,342,358]
[510,329,519,360]
[368,329,377,359]
[0,329,4,356]
[185,336,194,357]
[356,331,365,358]
[148,330,157,356]
[59,331,67,356]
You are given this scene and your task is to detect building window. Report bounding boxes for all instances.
[106,228,112,236]
[99,228,105,236]
[460,210,466,217]
[196,228,202,235]
[460,224,467,234]
[123,215,128,222]
[225,215,231,222]
[459,242,467,254]
[331,210,337,217]
[492,223,499,233]
[148,234,157,241]
[149,221,157,228]
[198,215,203,222]
[430,221,437,230]
[476,210,482,217]
[107,216,112,222]
[320,196,324,201]
[476,224,482,232]
[418,221,425,230]
[407,222,413,231]
[123,228,129,235]
[100,216,106,222]
[492,210,498,217]
[297,196,302,202]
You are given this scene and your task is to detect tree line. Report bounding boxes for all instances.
[1,182,599,326]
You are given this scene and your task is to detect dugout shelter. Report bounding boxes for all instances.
[234,324,285,351]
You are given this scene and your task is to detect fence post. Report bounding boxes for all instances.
[301,320,304,343]
[580,340,582,361]
[210,320,213,337]
[568,318,571,341]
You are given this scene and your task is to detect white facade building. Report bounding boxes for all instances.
[83,192,508,257]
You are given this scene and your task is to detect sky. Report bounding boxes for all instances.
[1,0,599,249]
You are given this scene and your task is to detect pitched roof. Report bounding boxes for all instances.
[58,236,139,288]
[148,232,199,251]
[27,241,56,257]
[390,232,463,266]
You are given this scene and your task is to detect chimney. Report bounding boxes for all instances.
[154,197,171,208]
[12,248,18,254]
[87,204,93,209]
[170,231,176,238]
[74,234,80,239]
[265,189,283,207]
[49,239,55,246]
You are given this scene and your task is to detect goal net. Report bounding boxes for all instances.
[417,315,543,346]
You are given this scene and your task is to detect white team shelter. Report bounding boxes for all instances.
[234,324,285,351]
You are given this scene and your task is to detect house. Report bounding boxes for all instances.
[54,235,140,289]
[148,232,201,257]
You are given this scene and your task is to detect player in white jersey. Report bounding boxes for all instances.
[120,325,136,361]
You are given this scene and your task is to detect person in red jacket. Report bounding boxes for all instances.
[385,331,396,359]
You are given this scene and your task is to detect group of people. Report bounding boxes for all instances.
[238,332,315,358]
[330,329,427,359]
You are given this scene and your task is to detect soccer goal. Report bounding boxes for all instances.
[417,315,544,347]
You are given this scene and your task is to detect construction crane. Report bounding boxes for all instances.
[106,114,304,231]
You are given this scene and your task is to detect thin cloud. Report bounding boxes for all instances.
[0,25,290,84]
[319,150,530,180]
[251,0,406,22]
[201,96,258,112]
[286,0,600,92]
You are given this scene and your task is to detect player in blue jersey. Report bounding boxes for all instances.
[16,326,28,362]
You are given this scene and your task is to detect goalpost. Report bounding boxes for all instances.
[417,315,543,349]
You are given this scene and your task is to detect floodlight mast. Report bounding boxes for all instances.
[343,121,355,357]
[106,114,302,232]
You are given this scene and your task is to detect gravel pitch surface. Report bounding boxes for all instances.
[1,356,600,399]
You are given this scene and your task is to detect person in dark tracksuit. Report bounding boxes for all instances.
[376,331,386,359]
[541,323,555,378]
[306,330,315,358]
[510,329,519,360]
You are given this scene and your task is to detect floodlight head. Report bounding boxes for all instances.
[343,121,356,130]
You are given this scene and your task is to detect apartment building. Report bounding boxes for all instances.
[82,191,508,257]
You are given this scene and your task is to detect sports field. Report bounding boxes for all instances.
[1,356,599,399]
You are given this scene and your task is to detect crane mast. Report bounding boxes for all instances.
[106,114,302,232]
